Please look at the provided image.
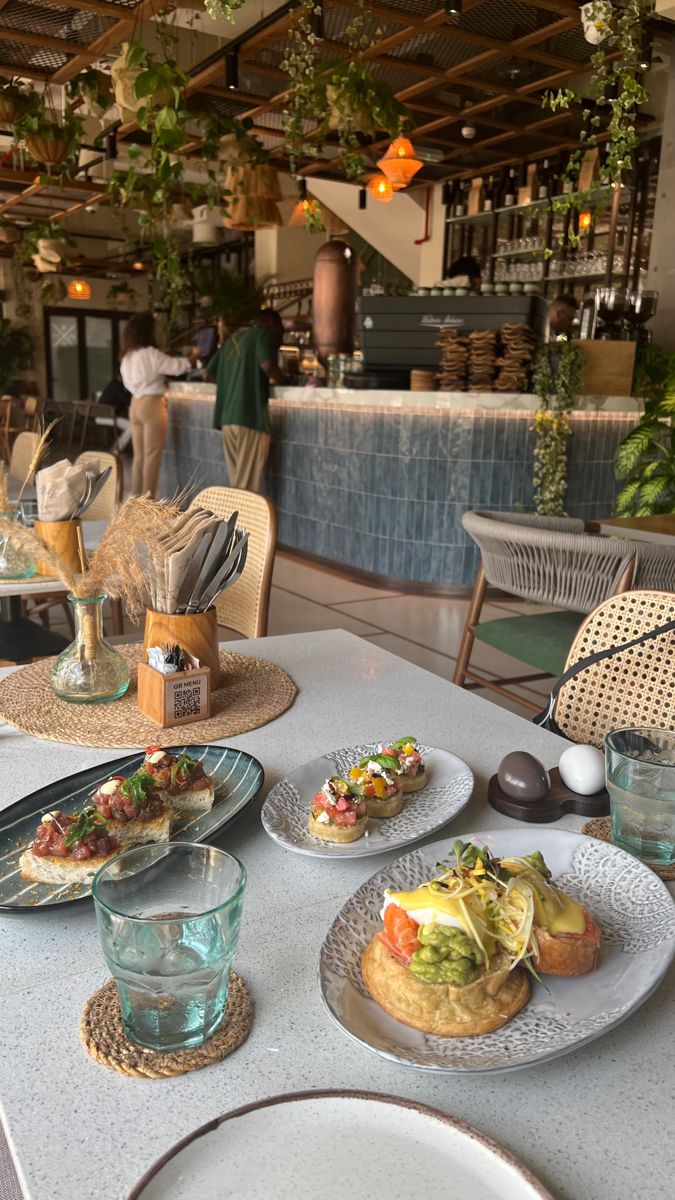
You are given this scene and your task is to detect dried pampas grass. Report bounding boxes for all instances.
[0,465,10,511]
[17,419,58,505]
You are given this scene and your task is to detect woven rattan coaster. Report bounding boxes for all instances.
[581,817,675,881]
[81,973,252,1078]
[0,645,296,748]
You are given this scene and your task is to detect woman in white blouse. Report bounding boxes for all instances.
[119,313,192,498]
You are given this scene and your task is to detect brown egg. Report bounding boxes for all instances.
[497,751,550,802]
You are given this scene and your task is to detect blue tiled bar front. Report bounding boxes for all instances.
[164,384,636,588]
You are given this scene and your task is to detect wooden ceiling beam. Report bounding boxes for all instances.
[51,190,107,221]
[0,26,81,57]
[51,0,172,86]
[0,180,42,216]
[0,62,50,82]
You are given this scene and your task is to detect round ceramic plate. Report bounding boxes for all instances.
[320,828,675,1073]
[261,743,473,858]
[127,1090,554,1200]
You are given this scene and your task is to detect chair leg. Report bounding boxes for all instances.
[453,563,487,688]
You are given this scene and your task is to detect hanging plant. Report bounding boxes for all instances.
[107,281,138,310]
[542,0,650,222]
[203,0,247,19]
[531,341,584,516]
[16,95,84,174]
[0,79,32,125]
[67,69,114,120]
[614,345,675,515]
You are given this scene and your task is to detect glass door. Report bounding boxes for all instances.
[45,308,127,399]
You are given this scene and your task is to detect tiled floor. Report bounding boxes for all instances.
[30,550,551,721]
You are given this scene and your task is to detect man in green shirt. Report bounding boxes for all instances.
[207,308,283,492]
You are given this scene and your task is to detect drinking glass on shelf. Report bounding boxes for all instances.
[93,843,247,1051]
[605,728,675,867]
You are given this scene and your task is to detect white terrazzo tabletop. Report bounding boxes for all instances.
[0,630,672,1200]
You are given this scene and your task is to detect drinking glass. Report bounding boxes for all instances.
[605,728,675,867]
[93,843,247,1051]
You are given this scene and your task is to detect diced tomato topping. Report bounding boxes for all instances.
[335,797,349,812]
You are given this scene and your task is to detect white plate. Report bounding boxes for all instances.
[320,828,675,1072]
[128,1091,554,1200]
[261,743,473,858]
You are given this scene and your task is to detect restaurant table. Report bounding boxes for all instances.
[590,514,675,546]
[0,630,672,1200]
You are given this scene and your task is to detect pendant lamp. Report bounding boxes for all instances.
[377,136,423,190]
[368,173,394,203]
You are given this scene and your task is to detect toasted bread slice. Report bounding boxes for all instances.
[398,769,427,793]
[361,936,530,1037]
[308,813,368,843]
[532,906,600,976]
[19,848,116,885]
[162,780,215,819]
[365,790,404,818]
[107,808,172,848]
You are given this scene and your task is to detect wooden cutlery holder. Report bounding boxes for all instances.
[143,607,222,691]
[34,518,85,578]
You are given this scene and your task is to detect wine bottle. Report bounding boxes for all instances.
[503,167,516,207]
[483,174,495,213]
[538,159,550,200]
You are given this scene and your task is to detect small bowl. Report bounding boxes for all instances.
[429,287,441,296]
[509,282,524,294]
[523,283,540,296]
[481,283,495,295]
[494,283,509,295]
[442,287,455,296]
[416,287,429,295]
[454,287,469,297]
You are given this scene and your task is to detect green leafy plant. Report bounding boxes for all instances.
[614,345,675,515]
[0,319,33,395]
[190,263,270,335]
[204,0,247,19]
[15,93,84,174]
[107,280,138,309]
[67,68,114,117]
[531,340,584,516]
[542,0,650,231]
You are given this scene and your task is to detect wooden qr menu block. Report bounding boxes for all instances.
[137,662,211,728]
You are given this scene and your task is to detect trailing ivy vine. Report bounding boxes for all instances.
[542,0,650,230]
[531,341,584,516]
[614,345,675,515]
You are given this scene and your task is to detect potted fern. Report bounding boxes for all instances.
[614,345,675,515]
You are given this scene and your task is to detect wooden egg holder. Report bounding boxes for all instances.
[488,766,610,824]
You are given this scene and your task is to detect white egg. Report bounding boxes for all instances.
[558,744,605,796]
[381,894,463,930]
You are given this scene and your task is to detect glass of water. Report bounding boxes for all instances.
[605,728,675,867]
[92,843,246,1051]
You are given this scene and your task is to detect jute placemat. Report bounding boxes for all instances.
[0,645,296,748]
[582,817,675,882]
[81,973,252,1078]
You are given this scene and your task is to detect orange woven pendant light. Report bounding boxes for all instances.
[377,136,422,190]
[367,173,394,203]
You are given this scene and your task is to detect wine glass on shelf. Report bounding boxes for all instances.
[625,290,658,342]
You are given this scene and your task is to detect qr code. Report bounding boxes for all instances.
[173,683,203,720]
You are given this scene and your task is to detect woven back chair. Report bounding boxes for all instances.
[189,486,277,638]
[8,431,39,485]
[74,450,123,520]
[554,590,675,747]
[453,509,664,712]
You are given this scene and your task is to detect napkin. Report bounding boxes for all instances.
[36,459,89,522]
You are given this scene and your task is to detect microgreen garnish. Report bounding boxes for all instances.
[119,770,155,807]
[64,806,109,846]
[170,752,195,787]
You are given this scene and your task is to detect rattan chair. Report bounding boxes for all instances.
[189,486,277,638]
[8,431,39,485]
[74,450,123,519]
[454,510,675,712]
[553,590,675,747]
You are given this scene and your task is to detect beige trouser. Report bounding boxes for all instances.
[222,425,271,492]
[130,392,168,499]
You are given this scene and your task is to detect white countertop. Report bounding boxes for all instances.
[168,381,639,414]
[0,630,672,1200]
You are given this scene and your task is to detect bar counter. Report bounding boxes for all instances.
[164,383,638,588]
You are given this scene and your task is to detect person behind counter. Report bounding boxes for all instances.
[207,308,284,493]
[447,255,482,292]
[548,293,578,340]
[120,313,192,499]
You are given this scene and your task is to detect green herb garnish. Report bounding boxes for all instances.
[391,737,417,749]
[119,770,154,807]
[521,851,552,880]
[336,775,365,798]
[64,806,110,847]
[170,752,195,787]
[358,753,399,771]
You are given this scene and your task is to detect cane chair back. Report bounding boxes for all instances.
[74,450,123,520]
[189,486,277,638]
[8,431,39,485]
[554,590,675,748]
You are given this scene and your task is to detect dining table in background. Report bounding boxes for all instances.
[589,514,675,546]
[0,629,672,1200]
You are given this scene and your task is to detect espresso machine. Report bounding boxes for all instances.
[594,287,658,343]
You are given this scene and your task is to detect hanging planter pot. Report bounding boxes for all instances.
[111,44,142,115]
[325,85,376,136]
[77,69,114,119]
[224,194,281,231]
[0,223,20,245]
[0,86,27,125]
[37,238,68,265]
[580,1,613,44]
[25,127,72,168]
[31,254,59,274]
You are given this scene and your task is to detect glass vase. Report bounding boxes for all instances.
[0,510,36,580]
[51,594,130,704]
